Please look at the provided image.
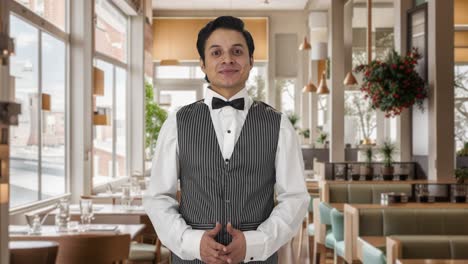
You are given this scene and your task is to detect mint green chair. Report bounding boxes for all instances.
[361,240,386,264]
[319,202,335,249]
[330,208,346,262]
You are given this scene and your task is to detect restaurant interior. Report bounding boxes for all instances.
[0,0,467,263]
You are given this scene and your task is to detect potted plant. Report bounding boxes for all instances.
[380,140,396,181]
[145,82,168,160]
[455,167,468,184]
[316,132,328,148]
[456,142,468,168]
[354,48,427,118]
[360,147,374,181]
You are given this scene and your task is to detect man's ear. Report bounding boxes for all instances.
[250,56,254,66]
[199,58,205,71]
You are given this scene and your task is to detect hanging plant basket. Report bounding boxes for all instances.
[354,48,428,117]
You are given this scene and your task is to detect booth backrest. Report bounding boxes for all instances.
[328,184,412,203]
[392,235,468,260]
[359,209,468,236]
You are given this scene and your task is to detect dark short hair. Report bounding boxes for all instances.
[197,16,255,82]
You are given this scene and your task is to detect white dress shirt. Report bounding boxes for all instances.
[143,87,310,262]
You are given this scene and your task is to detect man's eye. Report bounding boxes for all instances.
[233,49,243,55]
[212,50,222,57]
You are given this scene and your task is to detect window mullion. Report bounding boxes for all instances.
[38,29,43,201]
[112,65,117,178]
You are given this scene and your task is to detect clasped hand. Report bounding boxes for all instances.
[200,222,246,264]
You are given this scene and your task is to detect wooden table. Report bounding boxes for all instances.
[9,224,145,240]
[397,260,468,264]
[357,236,386,261]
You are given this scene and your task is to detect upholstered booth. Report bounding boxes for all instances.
[326,183,412,203]
[386,235,468,264]
[354,208,468,264]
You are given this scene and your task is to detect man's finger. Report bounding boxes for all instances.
[206,222,222,237]
[202,244,220,258]
[208,238,227,252]
[205,256,225,264]
[226,222,239,236]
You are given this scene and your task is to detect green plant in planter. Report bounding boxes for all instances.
[287,112,300,130]
[300,128,310,139]
[457,142,468,156]
[145,82,168,160]
[380,140,396,180]
[316,132,327,145]
[360,147,374,180]
[455,167,468,184]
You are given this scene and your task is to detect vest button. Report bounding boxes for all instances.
[225,200,230,203]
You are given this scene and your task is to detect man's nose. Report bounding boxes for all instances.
[222,53,235,64]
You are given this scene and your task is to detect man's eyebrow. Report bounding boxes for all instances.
[208,43,245,49]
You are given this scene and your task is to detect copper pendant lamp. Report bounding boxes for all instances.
[299,37,311,50]
[302,81,317,93]
[317,71,329,94]
[344,0,373,87]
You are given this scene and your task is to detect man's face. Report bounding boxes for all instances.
[200,28,253,93]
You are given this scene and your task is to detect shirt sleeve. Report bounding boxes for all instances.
[243,114,310,262]
[143,111,205,261]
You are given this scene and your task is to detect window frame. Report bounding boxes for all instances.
[92,0,130,187]
[9,0,70,209]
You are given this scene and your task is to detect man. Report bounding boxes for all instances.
[144,16,309,264]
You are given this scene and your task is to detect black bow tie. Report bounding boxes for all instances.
[212,97,245,110]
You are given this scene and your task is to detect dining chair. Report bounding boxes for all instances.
[9,241,59,264]
[13,233,131,264]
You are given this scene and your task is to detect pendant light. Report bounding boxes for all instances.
[299,37,312,50]
[303,81,317,93]
[317,71,329,94]
[344,0,373,87]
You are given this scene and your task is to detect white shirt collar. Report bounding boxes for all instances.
[204,86,253,111]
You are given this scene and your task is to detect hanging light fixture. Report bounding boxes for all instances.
[302,81,317,93]
[299,37,312,50]
[343,71,358,86]
[317,71,329,94]
[344,0,373,87]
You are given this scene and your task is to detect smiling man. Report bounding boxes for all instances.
[144,16,309,264]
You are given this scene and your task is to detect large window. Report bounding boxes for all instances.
[455,65,468,151]
[93,0,129,186]
[94,0,127,63]
[344,2,394,146]
[14,0,66,30]
[93,60,127,185]
[275,79,296,115]
[9,13,67,208]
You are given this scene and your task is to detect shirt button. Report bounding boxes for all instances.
[227,130,231,134]
[225,159,229,162]
[250,257,254,260]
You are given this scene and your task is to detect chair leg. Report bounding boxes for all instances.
[308,235,315,264]
[334,253,345,264]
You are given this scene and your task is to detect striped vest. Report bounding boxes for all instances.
[173,100,281,263]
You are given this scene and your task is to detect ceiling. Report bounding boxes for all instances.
[152,0,309,11]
